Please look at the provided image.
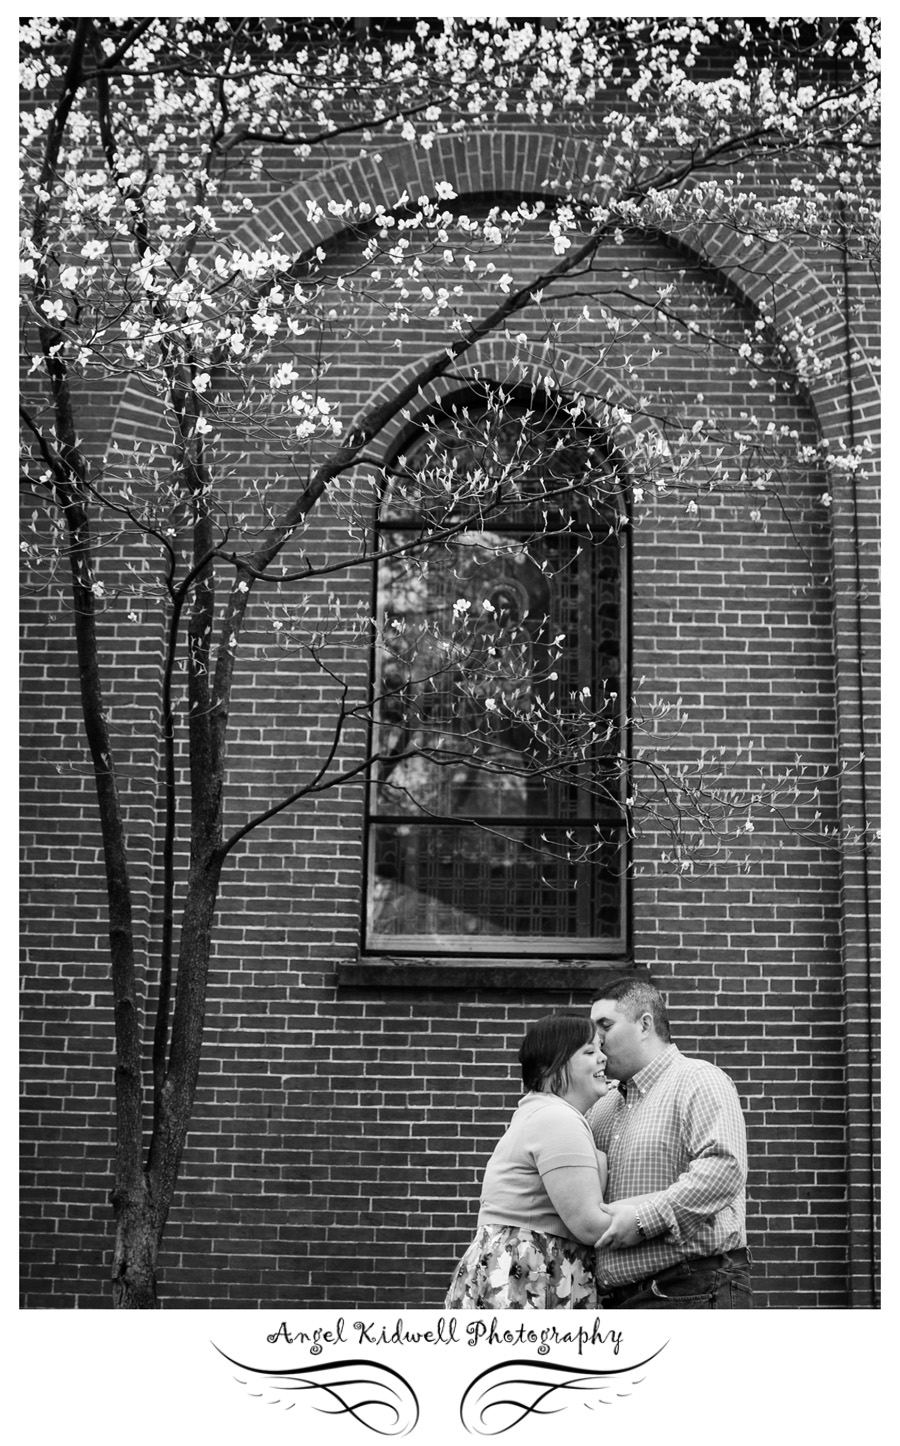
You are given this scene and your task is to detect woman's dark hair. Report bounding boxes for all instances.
[518,1011,598,1096]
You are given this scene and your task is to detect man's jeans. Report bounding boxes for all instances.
[600,1248,752,1309]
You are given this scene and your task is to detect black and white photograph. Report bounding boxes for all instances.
[17,6,883,1438]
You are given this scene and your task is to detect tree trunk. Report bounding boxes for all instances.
[111,1174,161,1309]
[109,855,224,1308]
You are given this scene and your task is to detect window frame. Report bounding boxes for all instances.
[358,386,632,970]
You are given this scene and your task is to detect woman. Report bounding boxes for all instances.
[445,1010,611,1310]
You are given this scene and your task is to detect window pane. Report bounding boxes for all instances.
[367,823,624,951]
[373,529,621,818]
[380,403,619,527]
[365,393,628,954]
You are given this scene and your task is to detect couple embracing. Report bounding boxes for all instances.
[445,978,751,1310]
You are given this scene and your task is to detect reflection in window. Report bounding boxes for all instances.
[365,391,628,955]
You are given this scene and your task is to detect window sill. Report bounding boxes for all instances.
[337,958,647,991]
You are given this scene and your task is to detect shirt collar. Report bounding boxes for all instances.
[626,1043,679,1099]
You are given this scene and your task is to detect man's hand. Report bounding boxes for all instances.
[595,1200,642,1250]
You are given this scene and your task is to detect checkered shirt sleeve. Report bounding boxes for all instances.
[589,1047,747,1289]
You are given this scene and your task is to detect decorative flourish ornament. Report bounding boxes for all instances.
[214,1348,420,1437]
[459,1350,667,1435]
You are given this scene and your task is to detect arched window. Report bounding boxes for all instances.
[364,389,628,956]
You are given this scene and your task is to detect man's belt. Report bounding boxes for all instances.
[599,1247,750,1306]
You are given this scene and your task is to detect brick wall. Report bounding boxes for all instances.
[20,107,879,1308]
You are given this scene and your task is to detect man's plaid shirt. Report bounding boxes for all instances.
[587,1044,747,1290]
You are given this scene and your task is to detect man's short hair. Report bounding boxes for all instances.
[594,977,671,1043]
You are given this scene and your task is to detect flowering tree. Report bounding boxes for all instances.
[20,17,879,1305]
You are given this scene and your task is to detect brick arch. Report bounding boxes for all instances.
[110,126,869,453]
[215,127,870,445]
[353,332,671,487]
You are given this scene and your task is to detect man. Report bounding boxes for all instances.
[588,978,751,1308]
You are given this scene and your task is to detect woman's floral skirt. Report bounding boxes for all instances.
[444,1223,600,1310]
